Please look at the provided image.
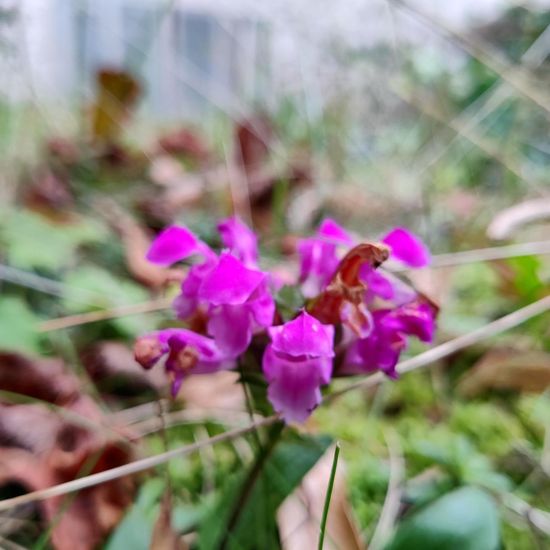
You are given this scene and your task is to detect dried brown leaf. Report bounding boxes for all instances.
[0,351,136,549]
[457,348,550,397]
[91,69,140,143]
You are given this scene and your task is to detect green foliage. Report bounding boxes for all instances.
[62,265,155,336]
[0,210,105,271]
[275,285,305,321]
[0,296,42,352]
[384,487,500,550]
[198,432,332,549]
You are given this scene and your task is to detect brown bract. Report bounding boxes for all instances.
[308,242,390,328]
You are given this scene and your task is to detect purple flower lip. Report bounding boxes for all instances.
[263,311,334,423]
[268,311,335,358]
[298,219,354,298]
[146,225,200,266]
[382,227,430,268]
[217,216,259,268]
[133,329,235,396]
[199,252,265,305]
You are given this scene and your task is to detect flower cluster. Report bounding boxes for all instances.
[134,217,437,422]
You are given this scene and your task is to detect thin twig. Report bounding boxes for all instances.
[0,415,278,512]
[317,443,341,550]
[37,297,172,332]
[412,22,550,177]
[389,240,550,272]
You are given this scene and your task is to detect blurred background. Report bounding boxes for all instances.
[3,0,550,548]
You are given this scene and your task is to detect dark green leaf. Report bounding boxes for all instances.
[385,486,500,550]
[198,432,332,549]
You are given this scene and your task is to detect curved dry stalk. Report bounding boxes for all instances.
[4,296,550,512]
[0,415,278,513]
[131,408,262,437]
[390,240,550,272]
[368,431,405,550]
[38,297,172,332]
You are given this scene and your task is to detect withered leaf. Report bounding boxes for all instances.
[458,348,550,397]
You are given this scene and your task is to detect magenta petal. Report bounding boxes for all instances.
[163,329,234,395]
[318,218,354,245]
[382,227,430,268]
[395,302,435,343]
[173,258,216,319]
[248,281,275,328]
[207,304,252,357]
[268,311,334,358]
[146,225,199,266]
[217,216,259,268]
[298,219,354,298]
[360,265,395,301]
[165,329,234,374]
[199,252,265,305]
[135,328,234,395]
[263,346,330,423]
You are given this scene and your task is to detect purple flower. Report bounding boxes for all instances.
[146,225,200,266]
[217,216,259,268]
[343,299,436,378]
[263,311,334,423]
[360,265,418,306]
[134,329,234,396]
[199,252,275,357]
[382,227,430,268]
[298,219,354,298]
[173,248,218,320]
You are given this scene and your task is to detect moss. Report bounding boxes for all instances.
[449,401,527,456]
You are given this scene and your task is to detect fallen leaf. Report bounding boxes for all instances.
[457,348,550,397]
[81,341,166,398]
[0,351,136,550]
[178,371,243,412]
[157,128,210,163]
[98,199,185,288]
[0,352,80,405]
[23,170,74,215]
[278,445,364,550]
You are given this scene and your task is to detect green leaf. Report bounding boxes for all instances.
[0,297,42,352]
[104,479,164,550]
[385,486,500,550]
[275,285,305,321]
[0,210,105,271]
[198,432,332,549]
[62,265,153,335]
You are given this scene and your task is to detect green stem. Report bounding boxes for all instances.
[219,420,285,550]
[318,444,341,550]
